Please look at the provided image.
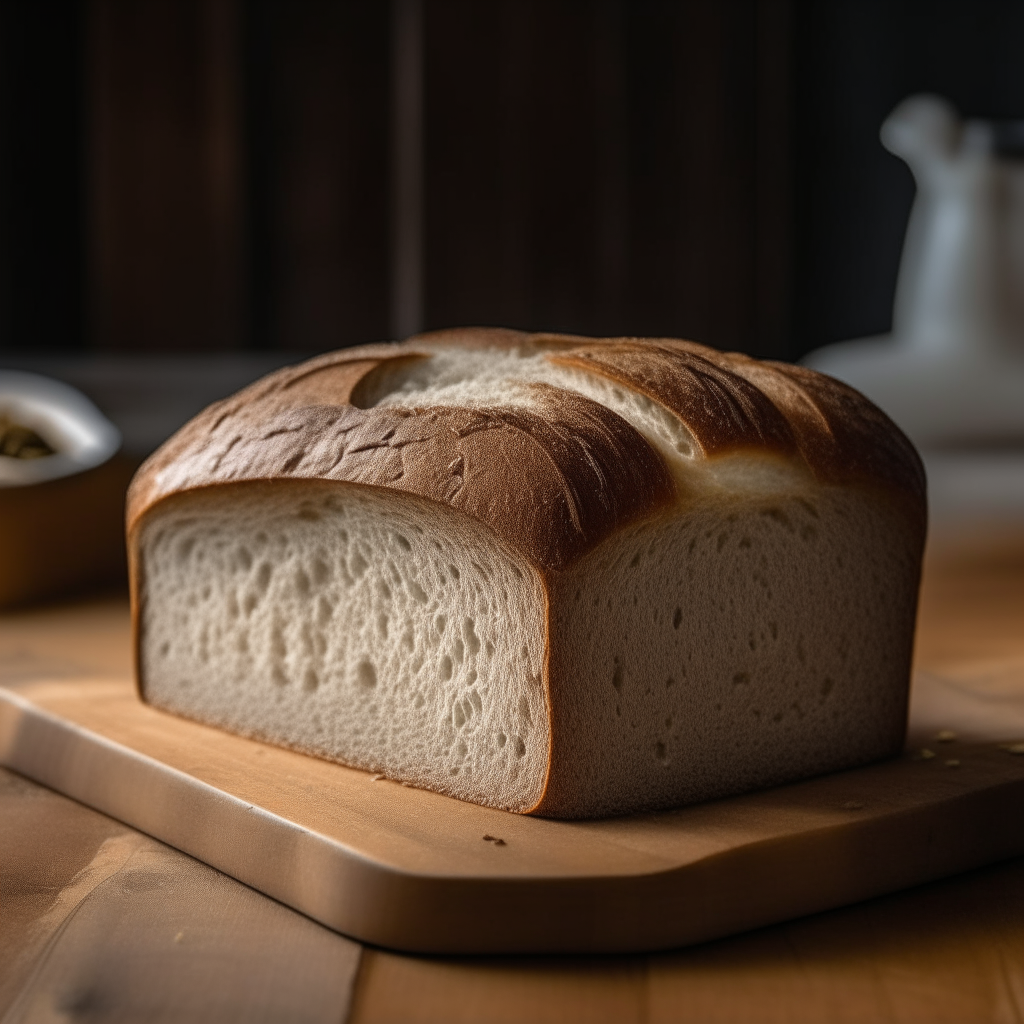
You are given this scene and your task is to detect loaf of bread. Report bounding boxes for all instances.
[127,329,926,818]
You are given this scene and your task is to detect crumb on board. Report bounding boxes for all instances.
[173,931,184,944]
[482,835,507,846]
[370,774,385,782]
[1002,743,1024,755]
[945,759,961,768]
[916,748,937,760]
[936,730,957,743]
[842,801,865,811]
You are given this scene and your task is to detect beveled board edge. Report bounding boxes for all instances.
[4,684,1024,955]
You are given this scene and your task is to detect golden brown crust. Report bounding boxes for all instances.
[128,330,925,571]
[127,348,673,572]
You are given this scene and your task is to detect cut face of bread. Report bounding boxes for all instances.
[139,483,549,812]
[129,330,926,817]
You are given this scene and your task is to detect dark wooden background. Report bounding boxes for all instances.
[2,0,1023,362]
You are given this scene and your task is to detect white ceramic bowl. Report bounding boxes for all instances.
[0,370,121,487]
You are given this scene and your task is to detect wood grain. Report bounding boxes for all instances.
[0,767,361,1024]
[915,528,1024,672]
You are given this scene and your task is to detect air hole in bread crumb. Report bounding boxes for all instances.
[409,580,429,604]
[439,655,453,681]
[733,672,750,686]
[821,676,834,697]
[355,660,377,689]
[453,638,465,664]
[377,613,389,638]
[350,552,368,579]
[303,668,319,692]
[296,568,311,596]
[655,742,667,761]
[514,737,527,758]
[272,665,288,686]
[463,617,480,654]
[453,703,466,728]
[673,608,682,629]
[497,732,506,748]
[448,564,460,580]
[176,538,195,564]
[394,533,411,551]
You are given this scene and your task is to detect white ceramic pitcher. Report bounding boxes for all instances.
[882,94,1024,357]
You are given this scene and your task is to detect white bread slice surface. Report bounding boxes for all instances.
[128,329,926,818]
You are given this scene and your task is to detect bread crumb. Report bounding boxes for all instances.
[917,748,936,760]
[842,801,864,810]
[371,774,385,782]
[1002,743,1024,755]
[936,730,956,743]
[173,931,184,944]
[482,835,506,845]
[945,759,960,768]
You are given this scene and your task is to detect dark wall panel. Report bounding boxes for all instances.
[89,0,246,352]
[247,1,390,352]
[0,2,85,352]
[422,0,792,354]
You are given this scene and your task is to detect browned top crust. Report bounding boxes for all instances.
[127,330,925,572]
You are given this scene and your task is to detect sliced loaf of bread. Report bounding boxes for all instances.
[128,330,926,818]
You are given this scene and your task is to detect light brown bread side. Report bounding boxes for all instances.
[128,330,925,817]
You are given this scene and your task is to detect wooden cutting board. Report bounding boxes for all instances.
[4,670,1024,955]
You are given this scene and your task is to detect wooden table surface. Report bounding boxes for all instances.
[2,524,1024,1024]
